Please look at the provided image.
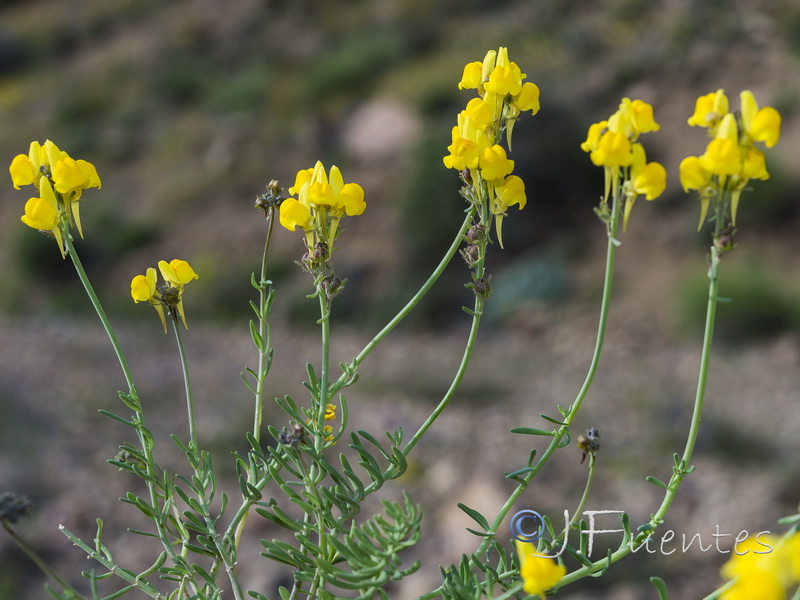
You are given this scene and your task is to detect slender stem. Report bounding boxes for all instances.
[172,319,198,453]
[3,521,87,600]
[253,208,275,443]
[557,453,596,542]
[65,234,137,396]
[553,205,725,589]
[330,208,476,396]
[403,297,483,457]
[474,190,622,560]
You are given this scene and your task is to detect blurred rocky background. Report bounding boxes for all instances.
[1,0,800,598]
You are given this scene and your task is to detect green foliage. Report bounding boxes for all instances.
[303,30,409,102]
[674,255,800,341]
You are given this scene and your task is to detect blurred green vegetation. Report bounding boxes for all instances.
[674,253,800,342]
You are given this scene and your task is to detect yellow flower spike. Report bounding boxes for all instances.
[479,144,514,181]
[515,539,566,597]
[458,61,483,90]
[10,154,36,189]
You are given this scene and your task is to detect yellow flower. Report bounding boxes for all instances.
[280,162,366,258]
[131,267,167,332]
[491,175,526,249]
[159,259,199,329]
[479,144,514,181]
[10,154,36,189]
[458,61,483,91]
[516,81,541,114]
[590,131,633,167]
[279,197,313,232]
[720,533,800,600]
[10,139,101,244]
[515,540,566,597]
[687,89,729,129]
[324,404,337,421]
[131,267,157,303]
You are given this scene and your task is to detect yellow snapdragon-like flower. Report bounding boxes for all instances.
[279,161,365,259]
[9,140,101,254]
[682,89,781,228]
[687,89,729,130]
[581,98,665,229]
[720,533,800,600]
[446,47,540,249]
[131,260,198,332]
[515,540,566,597]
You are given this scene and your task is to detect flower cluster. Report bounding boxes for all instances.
[680,89,781,229]
[720,532,800,600]
[279,160,365,268]
[580,98,666,230]
[444,47,540,248]
[131,259,199,333]
[9,140,101,256]
[515,540,566,598]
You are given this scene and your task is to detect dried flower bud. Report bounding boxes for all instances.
[255,180,285,211]
[460,244,481,267]
[321,275,345,301]
[577,427,600,464]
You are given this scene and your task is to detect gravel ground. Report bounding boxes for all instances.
[2,215,799,599]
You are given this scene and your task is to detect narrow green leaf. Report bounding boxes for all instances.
[510,427,554,436]
[539,414,567,426]
[249,320,265,351]
[645,475,669,490]
[457,503,490,530]
[650,577,669,599]
[97,410,134,427]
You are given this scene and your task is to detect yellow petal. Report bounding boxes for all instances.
[10,154,36,189]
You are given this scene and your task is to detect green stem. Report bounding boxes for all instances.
[403,296,483,457]
[172,319,198,453]
[3,520,88,600]
[553,206,724,589]
[253,208,275,443]
[65,234,137,395]
[557,453,596,543]
[330,208,476,396]
[65,233,201,596]
[474,190,622,560]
